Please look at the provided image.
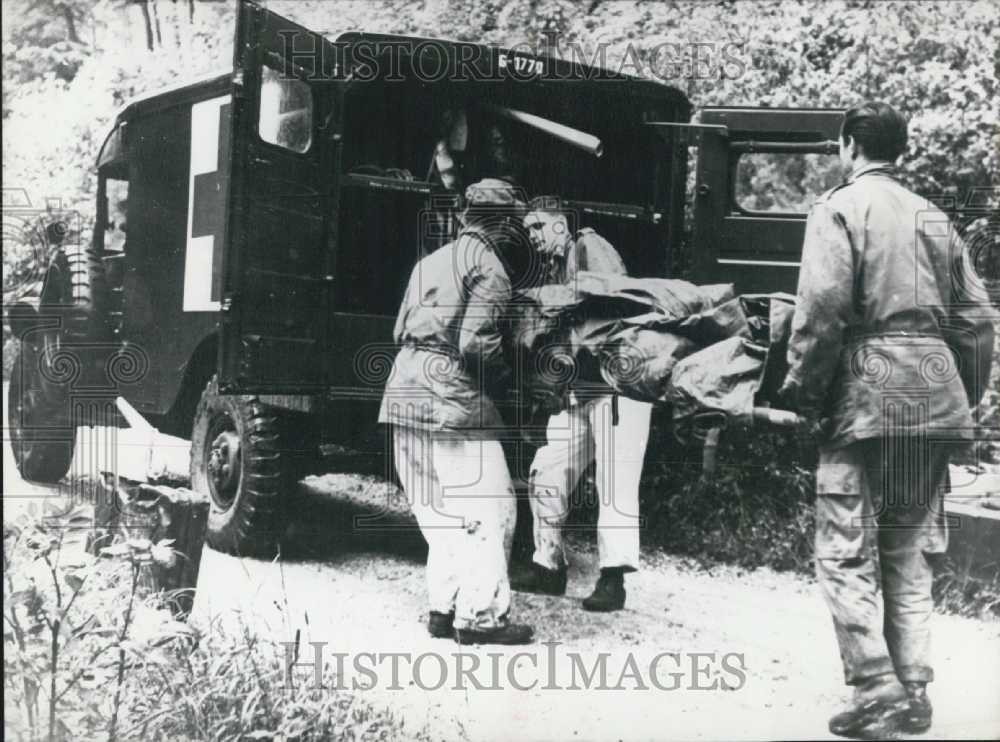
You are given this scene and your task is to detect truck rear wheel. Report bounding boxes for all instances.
[191,375,290,556]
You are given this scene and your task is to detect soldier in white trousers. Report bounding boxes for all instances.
[512,196,653,611]
[379,179,532,644]
[391,426,517,635]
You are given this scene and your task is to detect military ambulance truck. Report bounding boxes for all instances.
[7,0,845,554]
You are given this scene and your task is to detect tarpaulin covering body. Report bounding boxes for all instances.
[508,273,796,426]
[508,273,735,407]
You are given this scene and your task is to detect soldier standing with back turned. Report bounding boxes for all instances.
[778,101,997,738]
[379,178,534,645]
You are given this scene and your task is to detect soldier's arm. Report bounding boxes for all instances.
[780,202,855,418]
[458,243,512,382]
[942,234,998,408]
[392,273,414,344]
[577,230,628,276]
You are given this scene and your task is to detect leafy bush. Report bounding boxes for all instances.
[932,561,1000,622]
[3,508,425,742]
[639,411,817,573]
[4,0,998,230]
[4,505,175,741]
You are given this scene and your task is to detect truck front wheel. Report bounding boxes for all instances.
[7,343,75,482]
[191,376,290,556]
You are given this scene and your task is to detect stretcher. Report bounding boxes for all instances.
[693,407,803,476]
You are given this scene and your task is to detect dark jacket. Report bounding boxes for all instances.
[378,227,512,432]
[782,164,997,448]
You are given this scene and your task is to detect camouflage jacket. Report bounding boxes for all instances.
[781,164,997,448]
[378,226,511,432]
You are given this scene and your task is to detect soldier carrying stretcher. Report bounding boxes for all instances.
[511,196,654,612]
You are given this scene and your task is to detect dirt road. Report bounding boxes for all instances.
[3,413,999,740]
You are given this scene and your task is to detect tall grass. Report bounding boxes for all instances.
[3,511,426,742]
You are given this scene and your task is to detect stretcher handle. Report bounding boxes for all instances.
[692,407,802,435]
[751,407,802,427]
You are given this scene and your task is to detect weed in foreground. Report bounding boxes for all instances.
[3,509,427,742]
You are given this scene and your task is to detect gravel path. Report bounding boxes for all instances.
[189,472,1000,741]
[4,417,999,740]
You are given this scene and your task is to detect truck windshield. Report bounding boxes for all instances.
[735,152,842,214]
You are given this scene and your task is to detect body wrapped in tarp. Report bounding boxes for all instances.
[513,272,794,412]
[507,273,735,408]
[665,294,796,431]
[666,336,768,426]
[507,280,796,429]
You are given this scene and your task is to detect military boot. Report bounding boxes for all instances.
[455,623,534,645]
[901,681,932,734]
[427,611,454,638]
[582,568,626,612]
[828,673,909,739]
[510,562,567,596]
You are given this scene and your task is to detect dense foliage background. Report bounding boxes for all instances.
[3,0,998,601]
[4,0,998,236]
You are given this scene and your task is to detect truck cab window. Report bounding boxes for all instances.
[104,178,129,252]
[258,65,313,153]
[735,152,842,214]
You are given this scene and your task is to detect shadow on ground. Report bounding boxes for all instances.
[275,470,541,566]
[275,473,426,563]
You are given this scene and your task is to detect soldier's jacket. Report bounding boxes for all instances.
[543,228,628,285]
[540,228,630,402]
[378,226,511,432]
[783,163,997,448]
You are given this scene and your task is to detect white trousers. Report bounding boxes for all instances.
[392,427,516,631]
[528,395,652,572]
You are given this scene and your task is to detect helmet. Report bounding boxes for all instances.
[461,178,528,228]
[464,178,527,209]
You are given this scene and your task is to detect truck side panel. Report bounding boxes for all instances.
[119,103,220,418]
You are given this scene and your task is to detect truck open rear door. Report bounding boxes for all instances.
[219,0,340,393]
[686,107,844,294]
